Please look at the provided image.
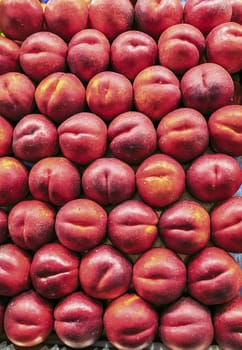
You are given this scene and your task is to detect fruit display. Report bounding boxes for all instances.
[0,0,242,349]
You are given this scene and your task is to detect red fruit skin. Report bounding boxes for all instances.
[19,32,67,82]
[133,65,181,122]
[187,246,242,305]
[134,0,183,39]
[159,200,210,255]
[136,154,185,208]
[133,247,186,306]
[0,115,13,156]
[4,290,53,347]
[159,296,214,350]
[0,72,35,122]
[186,153,241,202]
[0,0,43,41]
[86,71,133,122]
[208,105,242,156]
[0,209,8,244]
[108,199,158,254]
[213,296,242,350]
[79,244,132,300]
[181,63,234,115]
[44,0,88,42]
[231,0,242,24]
[158,23,205,75]
[55,198,107,253]
[54,291,103,349]
[35,72,86,123]
[184,0,232,35]
[211,196,242,253]
[8,200,56,251]
[0,36,20,74]
[206,22,242,74]
[111,30,157,80]
[30,242,79,299]
[157,107,209,163]
[28,157,81,206]
[0,243,31,297]
[88,0,134,41]
[108,111,157,165]
[82,158,135,206]
[58,112,107,165]
[103,293,158,350]
[0,157,29,207]
[67,29,110,83]
[12,114,58,162]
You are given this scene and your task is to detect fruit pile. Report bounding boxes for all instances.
[0,0,242,349]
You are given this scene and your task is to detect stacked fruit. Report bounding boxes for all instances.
[0,0,242,349]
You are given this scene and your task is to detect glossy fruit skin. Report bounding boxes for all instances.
[30,242,79,299]
[108,111,157,165]
[108,199,158,254]
[213,296,242,350]
[28,157,81,206]
[157,107,209,162]
[133,65,181,122]
[158,23,205,75]
[44,0,88,42]
[186,153,241,202]
[184,0,232,35]
[12,114,58,162]
[104,293,158,350]
[0,36,20,74]
[0,0,44,41]
[54,291,103,349]
[136,154,185,208]
[8,200,56,251]
[133,247,186,306]
[88,0,134,41]
[208,105,242,156]
[206,22,242,74]
[159,200,210,255]
[135,0,183,39]
[19,31,67,82]
[111,30,157,80]
[35,72,86,123]
[4,290,53,347]
[0,243,31,297]
[79,244,132,300]
[0,115,13,156]
[0,157,29,207]
[181,63,234,116]
[82,157,135,206]
[0,72,35,122]
[86,71,133,122]
[58,112,107,165]
[67,29,110,82]
[159,296,214,350]
[55,198,107,253]
[211,196,242,253]
[187,247,242,305]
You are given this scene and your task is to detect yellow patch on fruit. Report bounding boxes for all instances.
[0,128,5,142]
[1,159,18,169]
[123,294,139,306]
[89,77,100,91]
[145,225,155,235]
